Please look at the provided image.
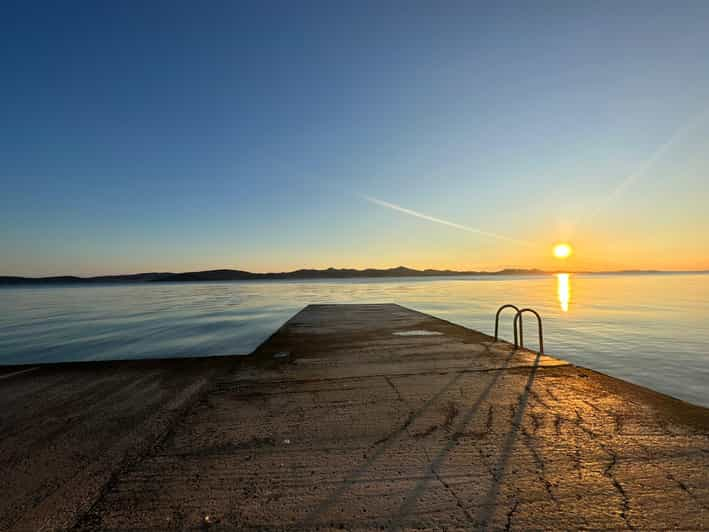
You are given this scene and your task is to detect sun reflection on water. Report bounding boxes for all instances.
[556,273,571,312]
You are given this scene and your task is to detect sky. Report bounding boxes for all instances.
[2,0,709,276]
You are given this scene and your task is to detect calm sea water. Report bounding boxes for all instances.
[1,274,708,407]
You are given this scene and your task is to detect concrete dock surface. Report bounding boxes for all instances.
[1,304,708,530]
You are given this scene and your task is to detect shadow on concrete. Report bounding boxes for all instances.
[476,351,542,529]
[301,344,518,527]
[389,347,526,530]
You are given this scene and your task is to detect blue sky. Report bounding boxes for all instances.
[2,1,709,276]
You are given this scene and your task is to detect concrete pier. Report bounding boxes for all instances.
[1,304,708,530]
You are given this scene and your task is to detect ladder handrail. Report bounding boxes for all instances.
[513,308,544,354]
[494,304,521,346]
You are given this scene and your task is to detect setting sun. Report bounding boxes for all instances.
[553,243,573,259]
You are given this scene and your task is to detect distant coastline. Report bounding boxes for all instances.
[1,266,707,285]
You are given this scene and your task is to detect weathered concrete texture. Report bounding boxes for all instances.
[0,357,234,532]
[2,304,709,531]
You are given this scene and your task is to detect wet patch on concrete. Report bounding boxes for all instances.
[393,330,444,336]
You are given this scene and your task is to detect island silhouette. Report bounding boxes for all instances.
[1,266,691,285]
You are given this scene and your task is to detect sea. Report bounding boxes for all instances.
[1,273,708,407]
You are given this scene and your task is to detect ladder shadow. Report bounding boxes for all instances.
[388,347,529,529]
[476,350,542,529]
[301,343,518,527]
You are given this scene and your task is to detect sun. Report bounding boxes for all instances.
[553,243,573,259]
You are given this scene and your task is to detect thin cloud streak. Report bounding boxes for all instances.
[362,195,536,247]
[579,106,709,229]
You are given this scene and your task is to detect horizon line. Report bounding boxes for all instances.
[2,265,709,282]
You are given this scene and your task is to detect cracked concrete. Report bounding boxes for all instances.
[1,303,708,530]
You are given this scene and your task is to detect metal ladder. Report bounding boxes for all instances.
[494,304,544,354]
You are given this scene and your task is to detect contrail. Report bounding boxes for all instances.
[580,107,709,228]
[361,195,536,247]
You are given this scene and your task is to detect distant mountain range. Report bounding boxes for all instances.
[0,266,550,285]
[1,266,705,285]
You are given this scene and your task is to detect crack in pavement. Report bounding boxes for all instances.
[389,346,520,531]
[521,424,558,504]
[385,376,476,526]
[574,407,635,530]
[504,499,519,532]
[302,344,516,528]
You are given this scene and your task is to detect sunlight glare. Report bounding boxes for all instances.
[553,243,573,259]
[556,273,570,312]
